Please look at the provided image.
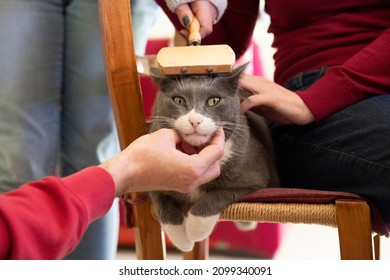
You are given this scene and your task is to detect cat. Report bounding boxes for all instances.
[148,63,279,252]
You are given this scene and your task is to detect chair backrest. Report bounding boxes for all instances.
[98,0,167,259]
[98,0,146,148]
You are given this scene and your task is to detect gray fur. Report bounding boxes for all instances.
[148,64,279,250]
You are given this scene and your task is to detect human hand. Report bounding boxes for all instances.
[101,128,225,196]
[175,1,218,40]
[239,74,315,125]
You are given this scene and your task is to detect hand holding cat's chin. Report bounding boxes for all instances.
[178,133,219,157]
[100,128,225,195]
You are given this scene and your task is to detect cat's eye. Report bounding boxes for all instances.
[207,97,221,107]
[172,96,186,106]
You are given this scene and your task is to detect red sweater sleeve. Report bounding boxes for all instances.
[0,166,115,260]
[297,28,390,121]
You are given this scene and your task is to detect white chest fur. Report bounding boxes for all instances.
[219,138,234,167]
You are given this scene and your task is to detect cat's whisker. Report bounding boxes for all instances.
[217,121,248,134]
[150,115,176,128]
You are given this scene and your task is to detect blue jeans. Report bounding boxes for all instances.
[0,0,118,259]
[131,0,161,55]
[95,0,162,160]
[270,68,390,224]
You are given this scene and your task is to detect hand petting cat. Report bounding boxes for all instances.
[239,74,315,125]
[101,128,225,196]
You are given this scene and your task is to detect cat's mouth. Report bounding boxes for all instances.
[183,132,211,147]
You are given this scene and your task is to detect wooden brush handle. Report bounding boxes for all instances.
[188,17,201,45]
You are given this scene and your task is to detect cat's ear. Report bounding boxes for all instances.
[230,62,250,78]
[149,67,166,86]
[215,62,250,93]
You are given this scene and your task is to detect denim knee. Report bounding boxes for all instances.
[271,67,390,222]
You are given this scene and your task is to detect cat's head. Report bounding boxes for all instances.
[150,63,248,146]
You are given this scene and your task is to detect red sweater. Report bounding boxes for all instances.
[0,167,115,259]
[157,0,390,120]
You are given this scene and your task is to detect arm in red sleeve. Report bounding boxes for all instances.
[297,28,390,121]
[0,166,115,260]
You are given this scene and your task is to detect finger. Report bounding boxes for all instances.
[179,29,189,39]
[175,4,193,27]
[190,1,217,38]
[239,74,255,92]
[198,21,213,39]
[178,129,225,192]
[197,128,225,165]
[155,128,182,145]
[240,95,257,113]
[210,127,225,147]
[194,13,213,38]
[195,162,221,186]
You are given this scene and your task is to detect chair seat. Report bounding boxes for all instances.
[222,188,389,237]
[122,188,389,237]
[221,202,338,227]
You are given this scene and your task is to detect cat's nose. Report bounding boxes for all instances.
[189,118,203,128]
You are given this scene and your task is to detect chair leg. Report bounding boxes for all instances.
[132,197,166,259]
[183,239,209,260]
[374,235,380,260]
[335,199,373,260]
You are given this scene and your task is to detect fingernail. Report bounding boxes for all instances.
[182,16,190,26]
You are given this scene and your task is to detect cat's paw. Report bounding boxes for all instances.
[235,221,258,231]
[186,213,220,242]
[162,223,194,252]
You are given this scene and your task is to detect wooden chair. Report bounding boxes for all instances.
[98,0,387,260]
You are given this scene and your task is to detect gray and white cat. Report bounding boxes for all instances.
[148,63,279,252]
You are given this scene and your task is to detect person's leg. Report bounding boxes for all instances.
[97,0,160,162]
[271,71,390,223]
[61,0,118,259]
[0,0,63,193]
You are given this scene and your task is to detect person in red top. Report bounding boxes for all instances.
[157,0,390,225]
[0,128,225,259]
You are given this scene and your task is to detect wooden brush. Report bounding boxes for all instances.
[156,18,235,75]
